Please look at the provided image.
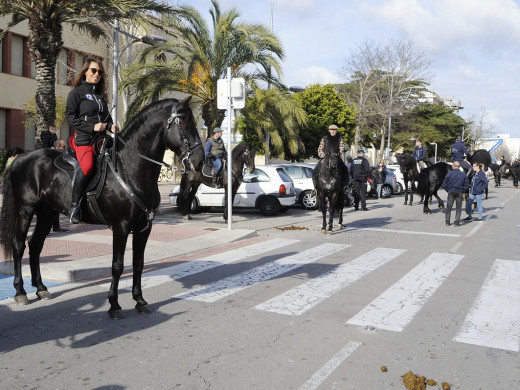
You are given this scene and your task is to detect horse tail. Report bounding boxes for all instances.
[0,169,16,259]
[416,169,430,196]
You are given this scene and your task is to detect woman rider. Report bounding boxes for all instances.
[65,57,116,223]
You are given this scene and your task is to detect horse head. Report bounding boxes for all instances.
[244,145,256,173]
[163,96,204,172]
[231,142,256,174]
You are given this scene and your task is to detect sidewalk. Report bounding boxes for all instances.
[0,182,256,283]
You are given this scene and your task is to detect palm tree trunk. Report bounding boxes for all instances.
[28,19,62,149]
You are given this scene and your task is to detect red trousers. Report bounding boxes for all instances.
[71,137,95,176]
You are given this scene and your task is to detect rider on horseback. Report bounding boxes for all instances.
[205,127,226,187]
[317,124,349,188]
[65,58,116,224]
[451,135,472,172]
[413,139,427,172]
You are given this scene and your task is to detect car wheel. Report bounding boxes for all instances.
[259,196,280,216]
[300,190,317,209]
[381,184,392,198]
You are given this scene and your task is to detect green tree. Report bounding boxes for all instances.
[121,0,284,130]
[392,103,466,159]
[0,0,173,146]
[293,84,356,160]
[237,86,307,160]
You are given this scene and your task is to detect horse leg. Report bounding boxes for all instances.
[108,226,130,319]
[432,190,445,210]
[27,209,54,300]
[403,181,409,205]
[337,194,344,229]
[132,227,152,314]
[12,206,35,305]
[318,194,327,233]
[409,183,415,205]
[423,190,433,214]
[327,196,336,234]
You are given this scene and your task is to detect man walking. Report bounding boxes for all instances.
[464,162,488,222]
[442,161,469,226]
[350,149,370,211]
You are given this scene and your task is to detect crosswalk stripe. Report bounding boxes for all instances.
[254,248,406,316]
[297,341,362,390]
[453,259,520,351]
[118,238,299,291]
[346,252,464,332]
[173,243,349,303]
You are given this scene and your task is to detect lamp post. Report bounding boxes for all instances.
[112,20,167,126]
[430,142,437,163]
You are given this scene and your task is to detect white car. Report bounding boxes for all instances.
[169,165,296,216]
[387,164,412,193]
[272,163,317,209]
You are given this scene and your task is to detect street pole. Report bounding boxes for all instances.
[112,20,120,170]
[265,0,274,165]
[226,67,232,229]
[386,75,394,164]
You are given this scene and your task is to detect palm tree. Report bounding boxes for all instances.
[120,0,284,130]
[0,0,173,145]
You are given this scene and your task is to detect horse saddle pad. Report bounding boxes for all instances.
[54,153,107,195]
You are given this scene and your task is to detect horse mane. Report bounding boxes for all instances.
[323,135,340,155]
[120,99,179,141]
[232,142,251,157]
[398,151,415,167]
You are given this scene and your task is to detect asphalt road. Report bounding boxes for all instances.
[1,183,519,390]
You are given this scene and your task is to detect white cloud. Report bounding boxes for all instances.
[290,66,340,87]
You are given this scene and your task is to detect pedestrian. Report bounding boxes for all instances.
[50,139,69,232]
[350,149,370,211]
[3,146,24,174]
[378,159,388,181]
[442,161,469,226]
[413,139,428,171]
[451,135,472,172]
[65,57,116,223]
[41,124,58,149]
[205,127,227,187]
[464,162,488,222]
[371,166,384,199]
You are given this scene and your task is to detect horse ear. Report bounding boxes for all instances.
[181,95,192,107]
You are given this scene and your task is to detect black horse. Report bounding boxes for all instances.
[0,97,204,318]
[177,142,256,221]
[416,162,451,214]
[396,152,432,205]
[312,138,347,234]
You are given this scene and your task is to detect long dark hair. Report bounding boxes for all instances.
[72,57,109,104]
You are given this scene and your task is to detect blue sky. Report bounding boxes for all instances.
[184,0,520,137]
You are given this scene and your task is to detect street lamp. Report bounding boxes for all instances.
[430,142,437,163]
[112,20,167,126]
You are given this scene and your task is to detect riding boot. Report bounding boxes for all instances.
[211,169,218,187]
[70,170,89,224]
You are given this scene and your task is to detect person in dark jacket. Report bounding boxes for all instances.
[413,139,427,171]
[41,125,58,149]
[442,161,469,226]
[451,135,472,171]
[65,57,116,224]
[350,149,370,210]
[205,127,227,187]
[463,162,488,222]
[371,166,384,199]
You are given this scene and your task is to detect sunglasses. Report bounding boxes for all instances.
[89,68,103,76]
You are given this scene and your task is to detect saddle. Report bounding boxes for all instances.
[53,135,113,224]
[202,158,226,188]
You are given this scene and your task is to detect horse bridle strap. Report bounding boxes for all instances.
[107,157,159,231]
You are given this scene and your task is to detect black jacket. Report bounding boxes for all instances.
[65,81,113,146]
[350,156,370,182]
[41,130,57,149]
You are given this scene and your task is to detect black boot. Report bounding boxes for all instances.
[211,169,218,187]
[70,170,89,224]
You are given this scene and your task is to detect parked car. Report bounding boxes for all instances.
[169,165,296,216]
[271,163,317,209]
[387,164,413,193]
[367,166,400,198]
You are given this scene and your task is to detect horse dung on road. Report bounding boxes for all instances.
[0,97,204,318]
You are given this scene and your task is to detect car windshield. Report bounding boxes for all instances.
[276,168,292,182]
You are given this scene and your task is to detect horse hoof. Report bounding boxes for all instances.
[424,211,432,215]
[326,230,333,235]
[37,290,52,300]
[337,224,343,229]
[439,206,445,210]
[403,202,407,205]
[320,229,326,234]
[187,214,193,220]
[108,309,126,320]
[14,295,29,305]
[409,203,413,206]
[136,304,152,314]
[183,216,190,222]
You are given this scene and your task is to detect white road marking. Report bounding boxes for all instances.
[465,215,492,238]
[254,248,405,316]
[346,252,464,331]
[449,242,463,253]
[173,243,349,303]
[351,227,459,238]
[116,238,299,290]
[297,342,362,390]
[453,259,520,351]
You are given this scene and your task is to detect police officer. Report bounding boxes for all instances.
[350,149,370,211]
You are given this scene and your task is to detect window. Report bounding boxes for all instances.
[243,169,270,183]
[11,34,24,76]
